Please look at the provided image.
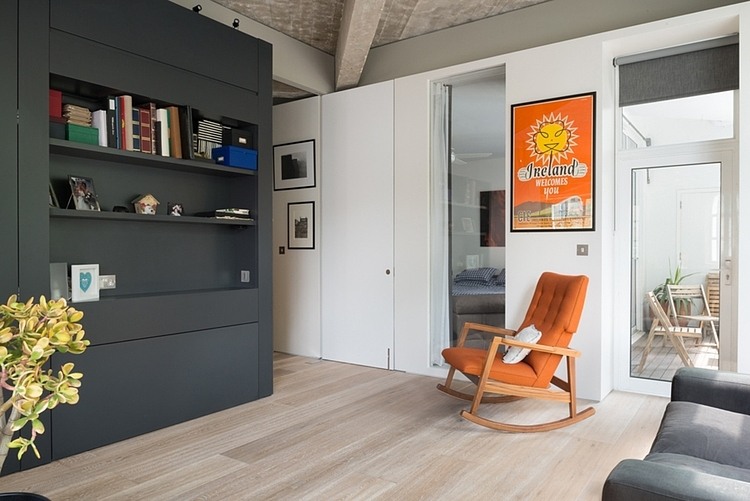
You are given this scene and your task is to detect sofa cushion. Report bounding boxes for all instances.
[645,452,750,483]
[651,401,750,469]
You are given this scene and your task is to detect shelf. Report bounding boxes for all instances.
[49,138,257,177]
[50,207,255,226]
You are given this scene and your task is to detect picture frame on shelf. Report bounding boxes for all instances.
[70,264,100,303]
[288,201,315,249]
[273,139,316,190]
[68,175,101,211]
[49,182,60,208]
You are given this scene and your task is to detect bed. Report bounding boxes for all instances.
[451,267,506,343]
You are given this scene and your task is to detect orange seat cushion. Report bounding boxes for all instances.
[442,347,538,387]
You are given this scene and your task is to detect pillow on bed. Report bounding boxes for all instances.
[496,268,506,286]
[455,267,498,284]
[503,324,541,364]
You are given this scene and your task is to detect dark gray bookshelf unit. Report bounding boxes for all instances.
[3,0,273,474]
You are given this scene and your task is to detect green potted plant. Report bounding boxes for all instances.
[0,294,89,480]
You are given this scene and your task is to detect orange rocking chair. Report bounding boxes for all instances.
[437,272,594,432]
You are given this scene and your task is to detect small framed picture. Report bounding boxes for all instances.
[167,202,184,216]
[288,201,315,249]
[70,264,99,302]
[49,183,60,208]
[68,175,101,211]
[273,140,316,190]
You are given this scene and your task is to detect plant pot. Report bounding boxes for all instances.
[0,494,51,501]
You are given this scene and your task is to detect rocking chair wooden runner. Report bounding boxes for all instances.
[437,272,594,432]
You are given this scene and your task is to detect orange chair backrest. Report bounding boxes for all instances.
[518,272,589,387]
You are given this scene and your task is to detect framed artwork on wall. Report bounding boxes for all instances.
[510,92,595,232]
[273,139,316,190]
[288,201,315,249]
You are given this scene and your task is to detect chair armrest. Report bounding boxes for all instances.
[500,337,580,358]
[672,367,750,415]
[455,321,515,347]
[604,459,750,501]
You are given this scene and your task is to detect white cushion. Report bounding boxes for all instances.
[503,324,542,364]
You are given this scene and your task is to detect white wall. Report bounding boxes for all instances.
[272,3,750,401]
[272,97,322,357]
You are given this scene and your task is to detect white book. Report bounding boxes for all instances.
[156,108,170,157]
[92,110,107,147]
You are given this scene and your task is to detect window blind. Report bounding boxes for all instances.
[616,36,738,107]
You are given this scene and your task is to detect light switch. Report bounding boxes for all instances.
[576,244,589,256]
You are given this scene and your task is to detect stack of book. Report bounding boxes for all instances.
[63,104,92,126]
[196,208,253,221]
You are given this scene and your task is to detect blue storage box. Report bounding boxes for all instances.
[212,145,257,170]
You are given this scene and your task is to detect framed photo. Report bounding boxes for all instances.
[510,92,595,231]
[70,264,99,302]
[273,140,316,190]
[68,175,101,211]
[288,201,314,249]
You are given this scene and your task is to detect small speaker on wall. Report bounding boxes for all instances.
[50,262,69,300]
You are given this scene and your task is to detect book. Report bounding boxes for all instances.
[106,96,118,148]
[167,106,182,159]
[92,109,108,147]
[138,103,156,154]
[118,95,133,151]
[156,108,170,157]
[131,108,141,152]
[178,106,194,159]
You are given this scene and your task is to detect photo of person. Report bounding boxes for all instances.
[68,175,101,211]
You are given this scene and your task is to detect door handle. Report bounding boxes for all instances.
[385,269,391,275]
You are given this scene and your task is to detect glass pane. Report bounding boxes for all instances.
[621,91,733,149]
[630,163,720,381]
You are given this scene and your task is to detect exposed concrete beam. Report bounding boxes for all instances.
[335,0,387,91]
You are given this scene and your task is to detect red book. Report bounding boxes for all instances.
[138,104,154,154]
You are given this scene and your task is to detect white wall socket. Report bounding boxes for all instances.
[240,270,250,283]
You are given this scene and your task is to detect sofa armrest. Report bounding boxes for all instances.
[603,459,750,501]
[672,367,750,415]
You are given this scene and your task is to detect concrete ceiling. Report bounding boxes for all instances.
[213,0,550,101]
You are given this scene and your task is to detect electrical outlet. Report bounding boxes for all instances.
[99,275,116,289]
[241,270,250,282]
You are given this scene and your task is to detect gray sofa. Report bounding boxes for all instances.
[603,367,750,500]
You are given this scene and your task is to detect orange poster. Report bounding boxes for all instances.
[510,92,595,231]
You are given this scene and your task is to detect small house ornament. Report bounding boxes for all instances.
[132,193,160,215]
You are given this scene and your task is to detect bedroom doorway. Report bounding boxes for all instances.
[430,67,506,365]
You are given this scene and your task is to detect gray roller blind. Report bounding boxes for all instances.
[617,36,738,107]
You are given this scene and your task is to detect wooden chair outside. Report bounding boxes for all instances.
[667,283,719,347]
[436,272,594,432]
[638,291,696,372]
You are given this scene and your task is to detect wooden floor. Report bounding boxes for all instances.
[2,354,668,500]
[630,329,719,381]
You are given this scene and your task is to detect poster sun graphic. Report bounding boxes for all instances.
[510,92,595,231]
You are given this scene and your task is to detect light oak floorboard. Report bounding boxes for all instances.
[1,353,668,500]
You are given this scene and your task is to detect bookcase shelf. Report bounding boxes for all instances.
[3,0,274,473]
[49,207,255,226]
[50,138,256,177]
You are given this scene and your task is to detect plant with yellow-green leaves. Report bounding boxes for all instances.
[0,295,89,472]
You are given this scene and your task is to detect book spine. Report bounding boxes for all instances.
[131,108,141,152]
[139,105,153,154]
[106,96,118,148]
[92,109,108,147]
[167,106,182,159]
[119,95,133,151]
[179,106,194,160]
[156,108,170,157]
